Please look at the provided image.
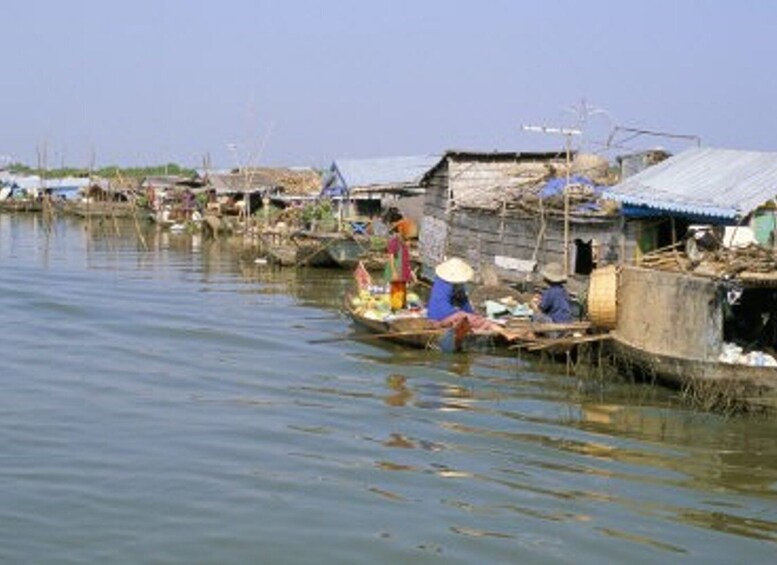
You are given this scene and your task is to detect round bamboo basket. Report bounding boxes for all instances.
[588,265,618,329]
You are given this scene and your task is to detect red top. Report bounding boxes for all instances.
[387,235,412,282]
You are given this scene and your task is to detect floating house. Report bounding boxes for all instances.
[0,174,90,200]
[320,155,440,221]
[204,167,321,216]
[0,174,93,212]
[606,147,777,261]
[418,150,622,283]
[600,147,777,410]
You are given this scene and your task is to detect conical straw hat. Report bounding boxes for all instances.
[541,262,567,283]
[435,257,474,284]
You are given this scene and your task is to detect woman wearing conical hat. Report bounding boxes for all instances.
[531,262,573,324]
[427,258,497,332]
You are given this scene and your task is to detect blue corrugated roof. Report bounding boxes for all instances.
[605,147,777,219]
[324,155,440,195]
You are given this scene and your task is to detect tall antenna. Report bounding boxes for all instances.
[521,125,582,275]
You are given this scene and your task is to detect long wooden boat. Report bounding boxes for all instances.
[326,236,385,270]
[0,199,43,213]
[344,292,471,352]
[260,230,337,267]
[343,289,612,356]
[64,201,138,219]
[263,240,335,267]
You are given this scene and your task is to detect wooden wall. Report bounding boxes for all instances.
[419,156,623,280]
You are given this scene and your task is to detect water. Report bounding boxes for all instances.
[1,214,775,564]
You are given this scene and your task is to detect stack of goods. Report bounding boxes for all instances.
[350,288,424,321]
[483,296,533,322]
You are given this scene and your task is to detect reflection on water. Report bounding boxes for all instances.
[1,214,776,563]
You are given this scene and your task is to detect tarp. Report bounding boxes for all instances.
[538,175,602,199]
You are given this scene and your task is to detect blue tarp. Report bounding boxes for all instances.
[538,175,602,199]
[319,169,345,197]
[539,175,607,213]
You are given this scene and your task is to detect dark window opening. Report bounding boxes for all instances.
[574,238,594,275]
[723,287,777,354]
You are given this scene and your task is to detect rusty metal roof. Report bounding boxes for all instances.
[605,147,777,219]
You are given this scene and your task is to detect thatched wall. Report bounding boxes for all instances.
[448,159,556,210]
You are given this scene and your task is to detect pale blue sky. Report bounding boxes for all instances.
[2,0,776,169]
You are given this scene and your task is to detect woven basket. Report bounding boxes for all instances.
[588,265,618,329]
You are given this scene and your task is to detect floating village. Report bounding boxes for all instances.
[4,143,777,414]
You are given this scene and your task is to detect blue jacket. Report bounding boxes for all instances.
[427,277,474,320]
[539,284,573,323]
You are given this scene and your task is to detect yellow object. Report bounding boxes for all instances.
[588,265,618,329]
[389,281,407,311]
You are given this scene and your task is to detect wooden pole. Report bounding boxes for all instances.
[564,133,571,276]
[520,125,581,274]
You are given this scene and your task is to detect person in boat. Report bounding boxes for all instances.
[392,217,419,240]
[531,262,573,324]
[427,257,497,333]
[385,223,415,310]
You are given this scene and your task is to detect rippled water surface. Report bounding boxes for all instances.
[1,214,776,564]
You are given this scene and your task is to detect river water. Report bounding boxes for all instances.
[0,214,775,564]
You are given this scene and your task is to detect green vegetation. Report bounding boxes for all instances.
[6,162,197,180]
[301,200,334,226]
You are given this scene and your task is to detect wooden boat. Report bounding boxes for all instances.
[65,200,138,219]
[0,199,43,213]
[326,236,385,270]
[263,241,298,266]
[611,339,777,412]
[267,240,335,267]
[342,287,611,355]
[343,292,471,352]
[606,265,777,412]
[261,231,337,267]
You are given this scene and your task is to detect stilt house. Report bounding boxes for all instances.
[602,147,777,391]
[418,150,622,283]
[320,155,440,221]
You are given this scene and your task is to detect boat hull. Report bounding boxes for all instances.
[611,337,777,411]
[344,293,468,352]
[65,201,138,218]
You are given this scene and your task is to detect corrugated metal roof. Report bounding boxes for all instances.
[43,177,91,189]
[605,147,777,219]
[332,155,440,190]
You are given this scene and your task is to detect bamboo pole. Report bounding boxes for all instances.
[131,194,149,251]
[563,133,571,276]
[511,332,612,351]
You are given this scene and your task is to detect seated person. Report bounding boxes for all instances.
[531,262,573,324]
[427,258,498,333]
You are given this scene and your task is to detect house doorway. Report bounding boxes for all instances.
[573,238,594,275]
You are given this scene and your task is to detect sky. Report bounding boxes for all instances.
[2,0,776,170]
